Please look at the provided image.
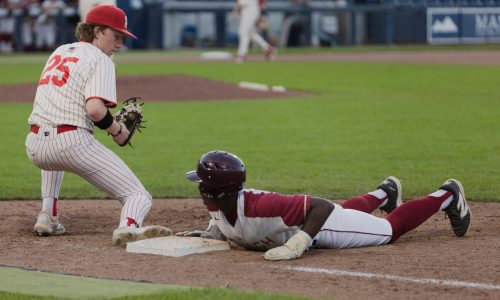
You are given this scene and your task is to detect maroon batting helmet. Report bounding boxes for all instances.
[186,150,246,199]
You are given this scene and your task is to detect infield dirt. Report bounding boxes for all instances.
[1,199,499,299]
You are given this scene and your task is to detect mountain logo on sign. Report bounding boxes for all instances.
[432,16,458,33]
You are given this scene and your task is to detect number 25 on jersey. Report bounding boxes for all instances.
[39,55,79,87]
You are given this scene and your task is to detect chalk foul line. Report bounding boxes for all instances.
[275,265,500,290]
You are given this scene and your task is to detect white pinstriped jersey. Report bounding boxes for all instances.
[28,42,117,131]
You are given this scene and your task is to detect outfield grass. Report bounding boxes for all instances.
[1,50,499,200]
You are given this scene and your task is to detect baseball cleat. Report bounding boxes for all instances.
[112,225,172,247]
[264,46,277,61]
[377,176,403,214]
[33,210,65,236]
[440,179,471,237]
[235,55,246,64]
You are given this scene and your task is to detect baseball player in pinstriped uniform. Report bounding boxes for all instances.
[25,5,171,247]
[180,151,471,260]
[233,0,276,63]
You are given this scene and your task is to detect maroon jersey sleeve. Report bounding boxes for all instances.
[243,190,311,226]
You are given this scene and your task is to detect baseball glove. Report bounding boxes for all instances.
[114,96,145,147]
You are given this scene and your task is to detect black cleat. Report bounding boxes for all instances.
[440,179,471,237]
[378,176,403,214]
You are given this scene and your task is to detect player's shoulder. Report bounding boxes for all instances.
[241,188,278,207]
[61,42,109,60]
[242,188,277,200]
[242,188,305,207]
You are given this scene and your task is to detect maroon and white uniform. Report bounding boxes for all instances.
[206,188,394,251]
[26,41,152,228]
[206,187,456,251]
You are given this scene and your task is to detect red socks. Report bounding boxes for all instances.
[341,194,385,213]
[386,191,452,243]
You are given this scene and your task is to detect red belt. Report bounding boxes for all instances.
[30,125,78,135]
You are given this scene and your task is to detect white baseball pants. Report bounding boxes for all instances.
[237,3,270,57]
[25,126,152,226]
[312,203,392,249]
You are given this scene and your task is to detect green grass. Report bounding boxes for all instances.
[1,51,499,200]
[0,267,311,300]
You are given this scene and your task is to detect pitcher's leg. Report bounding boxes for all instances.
[250,30,270,50]
[237,8,254,59]
[237,28,251,58]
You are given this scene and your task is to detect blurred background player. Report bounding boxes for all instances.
[34,0,66,51]
[79,0,116,21]
[25,4,171,247]
[232,0,276,63]
[180,150,471,260]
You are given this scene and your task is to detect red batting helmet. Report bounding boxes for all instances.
[186,150,246,199]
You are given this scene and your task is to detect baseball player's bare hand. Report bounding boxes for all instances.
[176,230,214,239]
[112,124,130,145]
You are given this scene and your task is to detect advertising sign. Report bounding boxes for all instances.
[427,8,500,44]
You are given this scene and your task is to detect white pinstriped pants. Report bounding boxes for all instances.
[237,4,270,57]
[25,127,152,227]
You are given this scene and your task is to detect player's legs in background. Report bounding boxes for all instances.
[250,29,272,52]
[237,8,253,61]
[341,176,402,214]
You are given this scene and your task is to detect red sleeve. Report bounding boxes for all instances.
[243,191,311,226]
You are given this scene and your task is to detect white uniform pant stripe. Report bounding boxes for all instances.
[26,128,152,226]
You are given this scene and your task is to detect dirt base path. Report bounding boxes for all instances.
[1,199,499,299]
